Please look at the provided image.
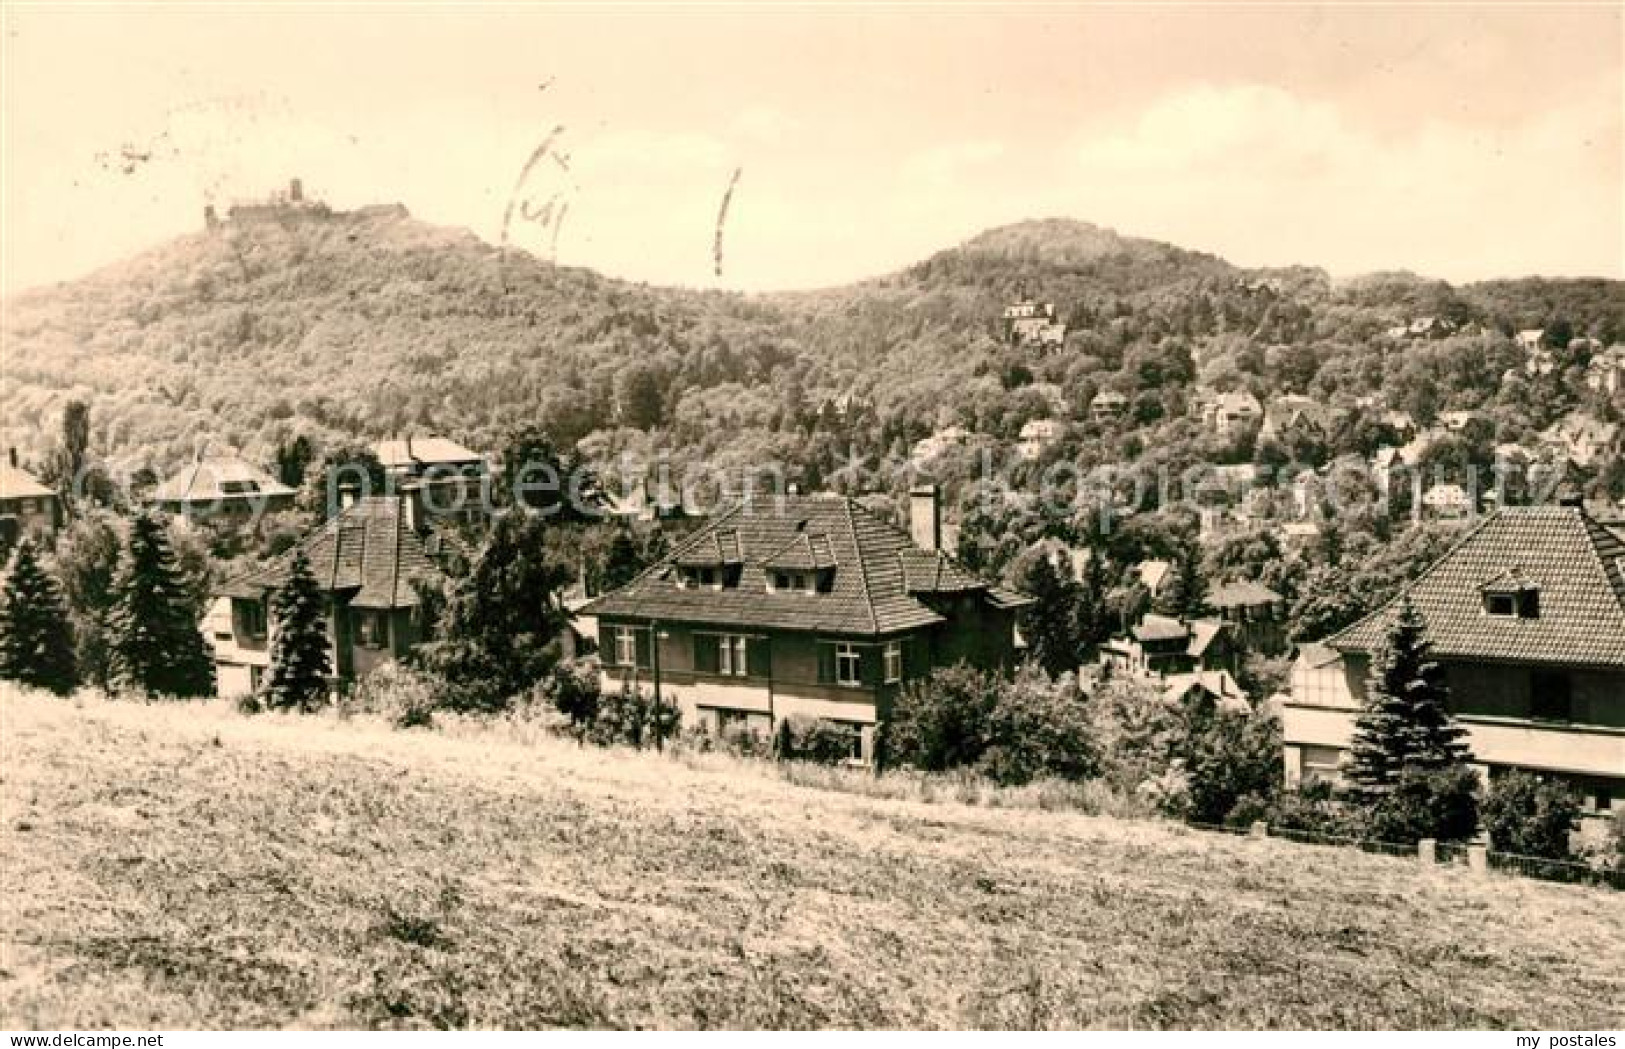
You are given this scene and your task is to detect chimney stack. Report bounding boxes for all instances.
[909,484,942,552]
[289,177,303,203]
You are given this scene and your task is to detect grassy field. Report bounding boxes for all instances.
[2,687,1622,1030]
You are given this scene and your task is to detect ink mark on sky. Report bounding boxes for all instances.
[713,166,742,279]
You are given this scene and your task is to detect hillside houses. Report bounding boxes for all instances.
[1099,613,1237,679]
[581,487,1029,762]
[1003,294,1067,348]
[1192,390,1263,436]
[1090,390,1129,422]
[1282,503,1625,833]
[1016,419,1065,461]
[1541,413,1619,469]
[1259,395,1331,446]
[1585,345,1625,395]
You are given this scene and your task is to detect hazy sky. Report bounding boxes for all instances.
[3,4,1621,294]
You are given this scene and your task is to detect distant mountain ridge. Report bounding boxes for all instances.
[1,204,1619,482]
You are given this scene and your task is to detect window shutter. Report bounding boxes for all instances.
[635,628,652,670]
[860,645,880,688]
[694,635,718,673]
[817,642,836,684]
[749,637,771,679]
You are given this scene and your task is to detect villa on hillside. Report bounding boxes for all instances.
[0,452,60,549]
[148,457,296,522]
[1281,503,1625,833]
[209,495,442,697]
[581,486,1029,763]
[372,435,490,523]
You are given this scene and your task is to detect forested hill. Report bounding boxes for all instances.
[2,204,1620,495]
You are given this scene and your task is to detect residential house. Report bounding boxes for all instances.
[1541,413,1619,470]
[373,435,489,523]
[1164,669,1249,713]
[580,487,1029,763]
[211,495,442,698]
[148,457,296,522]
[1090,390,1129,422]
[1259,395,1330,446]
[1099,614,1236,679]
[1016,419,1065,462]
[0,451,60,549]
[909,425,972,466]
[1193,390,1263,437]
[1438,410,1485,435]
[1420,482,1474,520]
[1281,504,1625,831]
[1514,329,1546,353]
[1584,345,1625,395]
[1208,580,1287,655]
[1003,296,1066,348]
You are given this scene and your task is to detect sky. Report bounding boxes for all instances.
[2,4,1621,295]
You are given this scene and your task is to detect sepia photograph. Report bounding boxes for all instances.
[1,1,1622,1035]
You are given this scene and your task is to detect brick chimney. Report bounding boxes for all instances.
[909,484,942,552]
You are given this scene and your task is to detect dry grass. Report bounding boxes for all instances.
[2,686,1622,1030]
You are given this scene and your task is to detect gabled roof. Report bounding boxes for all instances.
[150,458,294,504]
[373,437,484,471]
[0,463,53,501]
[762,531,837,572]
[219,496,439,609]
[1329,506,1625,669]
[1132,614,1189,643]
[581,493,1027,637]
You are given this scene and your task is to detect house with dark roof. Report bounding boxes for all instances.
[1208,580,1287,654]
[209,495,441,697]
[1098,614,1237,679]
[579,487,1028,762]
[372,435,490,524]
[149,457,296,521]
[0,451,60,549]
[1282,504,1625,828]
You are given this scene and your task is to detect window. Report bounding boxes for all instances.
[772,571,809,593]
[1530,671,1572,721]
[238,600,267,640]
[1484,588,1540,618]
[612,626,639,668]
[355,610,386,649]
[835,643,862,687]
[717,634,748,677]
[1485,594,1517,617]
[883,640,903,684]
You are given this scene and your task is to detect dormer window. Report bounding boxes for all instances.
[1482,571,1540,618]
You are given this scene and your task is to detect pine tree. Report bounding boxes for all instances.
[0,540,78,695]
[109,514,215,698]
[1345,598,1469,802]
[598,527,646,593]
[260,548,331,712]
[1018,553,1082,677]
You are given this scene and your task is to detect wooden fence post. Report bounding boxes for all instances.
[1468,844,1488,875]
[1250,820,1268,839]
[1417,838,1436,865]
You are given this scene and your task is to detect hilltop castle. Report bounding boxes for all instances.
[205,178,333,231]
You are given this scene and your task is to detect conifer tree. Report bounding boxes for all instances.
[109,514,215,698]
[1018,553,1082,677]
[0,540,78,695]
[598,527,645,593]
[1345,597,1469,801]
[260,548,331,712]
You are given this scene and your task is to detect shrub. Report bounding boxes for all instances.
[978,668,1095,786]
[1481,771,1581,860]
[776,715,859,765]
[1364,764,1480,845]
[880,664,999,772]
[346,662,441,729]
[542,659,602,730]
[584,682,680,750]
[1259,780,1362,839]
[719,720,772,760]
[1182,704,1281,825]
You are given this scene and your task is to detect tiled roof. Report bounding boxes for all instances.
[1133,614,1189,643]
[0,464,53,501]
[1208,580,1282,608]
[150,458,295,503]
[762,531,837,572]
[219,497,439,609]
[373,437,484,471]
[1329,506,1625,669]
[581,493,1026,637]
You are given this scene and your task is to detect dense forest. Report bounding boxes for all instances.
[4,205,1621,519]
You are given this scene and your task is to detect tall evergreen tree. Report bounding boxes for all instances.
[109,514,215,698]
[260,548,331,712]
[1345,597,1469,801]
[1018,553,1082,678]
[0,540,78,695]
[597,527,646,593]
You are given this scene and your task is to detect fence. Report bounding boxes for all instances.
[1186,820,1625,892]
